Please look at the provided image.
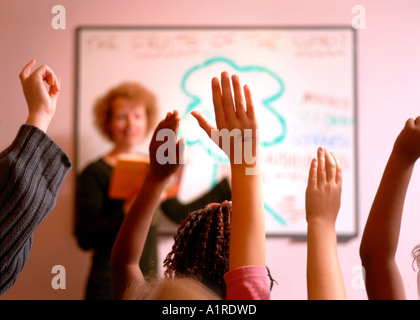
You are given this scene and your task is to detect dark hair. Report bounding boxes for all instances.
[163,201,232,297]
[412,244,420,271]
[163,201,277,298]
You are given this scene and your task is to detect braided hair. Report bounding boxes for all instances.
[412,244,420,271]
[163,201,232,297]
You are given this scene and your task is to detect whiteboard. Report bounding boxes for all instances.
[76,26,358,238]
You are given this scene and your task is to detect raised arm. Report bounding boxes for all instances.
[360,117,420,300]
[0,60,70,296]
[111,111,183,299]
[306,147,346,300]
[192,71,265,270]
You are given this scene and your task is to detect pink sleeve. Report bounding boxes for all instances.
[223,266,270,300]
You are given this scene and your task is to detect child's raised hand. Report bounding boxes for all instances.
[306,147,346,300]
[191,71,258,167]
[392,116,420,163]
[305,147,342,227]
[20,60,61,132]
[148,110,183,182]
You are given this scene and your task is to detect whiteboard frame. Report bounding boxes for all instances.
[75,25,358,240]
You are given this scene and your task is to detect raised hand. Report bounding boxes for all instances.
[192,72,265,273]
[306,147,342,226]
[111,110,183,299]
[306,147,346,300]
[359,117,420,300]
[148,110,183,182]
[19,59,61,132]
[191,71,258,168]
[392,116,420,163]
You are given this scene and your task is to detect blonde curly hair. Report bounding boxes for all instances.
[93,82,159,142]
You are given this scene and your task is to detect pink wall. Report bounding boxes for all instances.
[1,0,420,300]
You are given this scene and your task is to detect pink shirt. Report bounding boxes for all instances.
[224,266,270,300]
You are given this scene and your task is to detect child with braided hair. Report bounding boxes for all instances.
[111,71,270,299]
[163,201,232,297]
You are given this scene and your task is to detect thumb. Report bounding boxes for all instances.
[176,137,186,164]
[191,111,216,138]
[19,59,36,84]
[50,76,61,96]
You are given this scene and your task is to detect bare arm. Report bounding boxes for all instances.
[111,111,182,299]
[359,118,420,299]
[306,147,346,299]
[192,72,265,270]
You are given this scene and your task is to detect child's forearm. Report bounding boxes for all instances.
[307,221,346,300]
[361,151,415,262]
[111,172,167,274]
[26,111,53,133]
[360,150,414,300]
[229,163,265,270]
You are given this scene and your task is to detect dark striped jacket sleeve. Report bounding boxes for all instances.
[0,125,71,295]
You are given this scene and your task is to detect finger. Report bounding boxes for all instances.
[211,77,226,127]
[162,113,181,165]
[161,111,179,135]
[405,118,415,129]
[163,112,174,126]
[244,85,256,120]
[44,71,60,96]
[415,116,420,126]
[156,113,170,133]
[231,74,247,121]
[317,147,326,186]
[156,112,174,131]
[50,76,61,96]
[332,153,343,187]
[307,157,318,190]
[325,149,336,182]
[153,118,167,137]
[152,113,178,153]
[19,59,36,84]
[220,71,236,121]
[169,111,180,136]
[191,110,216,138]
[176,137,186,164]
[164,110,177,121]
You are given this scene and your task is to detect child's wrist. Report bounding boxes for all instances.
[146,169,171,185]
[26,112,52,133]
[307,216,337,230]
[390,148,419,166]
[230,160,261,176]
